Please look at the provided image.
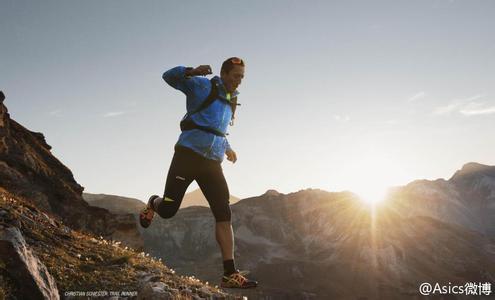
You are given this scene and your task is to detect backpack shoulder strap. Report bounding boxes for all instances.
[229,96,241,125]
[187,77,219,117]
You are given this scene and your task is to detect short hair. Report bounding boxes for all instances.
[221,57,245,74]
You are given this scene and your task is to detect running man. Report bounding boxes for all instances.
[139,57,257,289]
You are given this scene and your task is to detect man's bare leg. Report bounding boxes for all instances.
[216,221,234,260]
[216,220,258,288]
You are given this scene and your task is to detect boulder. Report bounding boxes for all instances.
[138,282,174,300]
[0,226,59,299]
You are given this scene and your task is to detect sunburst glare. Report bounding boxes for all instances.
[342,146,402,206]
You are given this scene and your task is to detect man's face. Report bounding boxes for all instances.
[221,65,245,94]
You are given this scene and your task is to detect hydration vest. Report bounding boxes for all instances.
[180,77,239,137]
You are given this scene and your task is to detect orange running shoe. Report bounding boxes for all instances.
[139,195,159,228]
[221,270,258,289]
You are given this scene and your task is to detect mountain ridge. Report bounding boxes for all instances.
[142,185,495,299]
[130,166,495,299]
[450,162,495,181]
[83,189,241,215]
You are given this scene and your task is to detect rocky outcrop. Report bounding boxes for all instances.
[0,225,60,300]
[0,92,142,250]
[83,193,146,215]
[137,271,227,300]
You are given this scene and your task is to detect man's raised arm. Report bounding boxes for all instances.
[162,65,212,94]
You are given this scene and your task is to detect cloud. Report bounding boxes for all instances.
[334,114,350,122]
[463,94,484,102]
[460,105,495,116]
[408,92,426,102]
[433,94,487,116]
[103,111,126,118]
[433,101,464,115]
[49,109,62,116]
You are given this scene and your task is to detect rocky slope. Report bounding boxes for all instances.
[0,92,243,299]
[0,188,243,299]
[387,162,495,237]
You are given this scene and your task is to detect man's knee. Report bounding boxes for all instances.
[155,199,179,219]
[213,204,232,222]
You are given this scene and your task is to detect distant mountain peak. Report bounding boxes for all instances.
[263,189,281,197]
[450,162,495,181]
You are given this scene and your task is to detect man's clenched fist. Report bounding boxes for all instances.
[186,65,212,77]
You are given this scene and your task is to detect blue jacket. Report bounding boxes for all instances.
[162,66,238,162]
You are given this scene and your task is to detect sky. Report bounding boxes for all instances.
[1,0,495,203]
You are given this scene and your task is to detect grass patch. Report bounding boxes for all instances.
[0,190,231,298]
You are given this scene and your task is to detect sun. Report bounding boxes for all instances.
[354,184,389,206]
[351,163,394,206]
[338,145,404,206]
